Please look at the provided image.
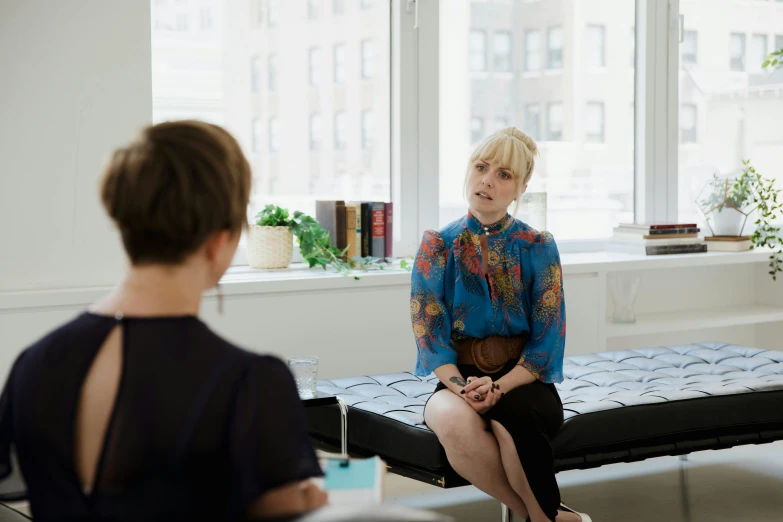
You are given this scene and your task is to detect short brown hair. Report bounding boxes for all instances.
[100,120,252,265]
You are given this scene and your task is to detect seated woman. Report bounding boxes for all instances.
[0,121,327,521]
[411,127,590,522]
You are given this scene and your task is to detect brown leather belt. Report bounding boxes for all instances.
[454,336,526,374]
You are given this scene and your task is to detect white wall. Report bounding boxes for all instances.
[0,0,152,292]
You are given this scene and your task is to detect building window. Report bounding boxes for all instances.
[682,30,698,66]
[267,0,280,27]
[470,117,484,144]
[251,56,262,93]
[470,31,487,72]
[309,47,321,86]
[362,110,374,150]
[334,44,346,83]
[310,114,321,151]
[494,32,512,73]
[546,103,563,141]
[751,34,768,69]
[680,104,697,143]
[494,117,508,131]
[334,112,347,150]
[333,0,346,15]
[547,26,563,69]
[361,0,373,9]
[524,104,541,141]
[585,102,605,143]
[176,14,188,32]
[361,40,374,79]
[777,35,783,53]
[308,0,322,19]
[525,30,541,72]
[730,33,745,71]
[199,7,213,30]
[252,119,262,153]
[269,118,280,152]
[255,0,263,26]
[268,54,277,91]
[586,25,605,68]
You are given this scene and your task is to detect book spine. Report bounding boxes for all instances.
[384,202,393,259]
[361,203,371,257]
[355,205,362,259]
[315,200,338,248]
[345,206,357,259]
[646,243,707,255]
[647,227,700,235]
[336,203,347,250]
[371,202,386,260]
[648,223,698,230]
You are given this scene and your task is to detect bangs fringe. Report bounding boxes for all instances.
[469,134,525,181]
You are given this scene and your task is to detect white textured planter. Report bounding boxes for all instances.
[248,225,294,269]
[711,207,744,236]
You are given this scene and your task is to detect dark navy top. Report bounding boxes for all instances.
[0,312,321,521]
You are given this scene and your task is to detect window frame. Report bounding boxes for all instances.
[469,30,487,72]
[493,31,512,73]
[586,24,606,68]
[524,29,541,72]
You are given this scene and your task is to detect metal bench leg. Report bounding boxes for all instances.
[501,503,513,522]
[336,396,348,457]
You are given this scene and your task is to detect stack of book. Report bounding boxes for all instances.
[609,223,707,255]
[704,235,752,252]
[315,201,393,260]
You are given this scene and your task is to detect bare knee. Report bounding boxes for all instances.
[425,394,486,453]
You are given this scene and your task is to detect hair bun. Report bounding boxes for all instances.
[501,126,538,156]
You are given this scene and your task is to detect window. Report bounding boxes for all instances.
[362,110,374,150]
[310,114,321,151]
[546,103,563,141]
[777,35,783,53]
[268,55,277,91]
[494,32,512,73]
[269,118,280,152]
[524,30,540,72]
[308,0,323,20]
[252,119,262,153]
[680,104,697,144]
[200,7,213,30]
[267,0,280,27]
[176,13,188,32]
[361,40,374,79]
[309,47,321,86]
[586,25,605,68]
[470,31,487,72]
[255,0,264,26]
[334,112,347,150]
[471,117,484,144]
[524,104,541,141]
[439,1,635,237]
[682,30,697,66]
[585,102,605,143]
[547,26,563,69]
[334,44,346,83]
[751,34,768,70]
[251,56,262,93]
[334,0,346,15]
[679,1,783,227]
[494,117,508,131]
[730,33,745,71]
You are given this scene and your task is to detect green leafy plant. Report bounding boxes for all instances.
[736,161,782,280]
[254,205,414,278]
[699,172,754,213]
[762,47,783,70]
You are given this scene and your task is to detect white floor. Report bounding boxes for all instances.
[386,440,783,521]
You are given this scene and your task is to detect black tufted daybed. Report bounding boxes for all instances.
[306,343,783,516]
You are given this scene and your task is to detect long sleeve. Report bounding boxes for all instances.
[517,232,566,383]
[411,230,455,376]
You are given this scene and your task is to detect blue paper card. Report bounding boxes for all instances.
[324,458,377,490]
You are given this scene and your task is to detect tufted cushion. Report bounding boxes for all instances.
[307,343,783,480]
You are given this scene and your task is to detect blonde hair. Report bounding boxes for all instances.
[463,126,539,216]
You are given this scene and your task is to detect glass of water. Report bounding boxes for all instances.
[287,356,319,399]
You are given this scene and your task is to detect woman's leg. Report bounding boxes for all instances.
[424,389,529,518]
[488,383,565,522]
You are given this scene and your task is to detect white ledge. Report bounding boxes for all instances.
[0,249,774,312]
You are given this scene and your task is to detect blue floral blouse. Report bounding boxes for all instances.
[410,212,566,383]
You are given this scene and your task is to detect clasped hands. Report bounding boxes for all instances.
[459,376,503,414]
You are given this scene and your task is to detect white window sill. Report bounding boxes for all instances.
[1,248,773,312]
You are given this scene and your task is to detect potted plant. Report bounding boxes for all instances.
[697,161,782,279]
